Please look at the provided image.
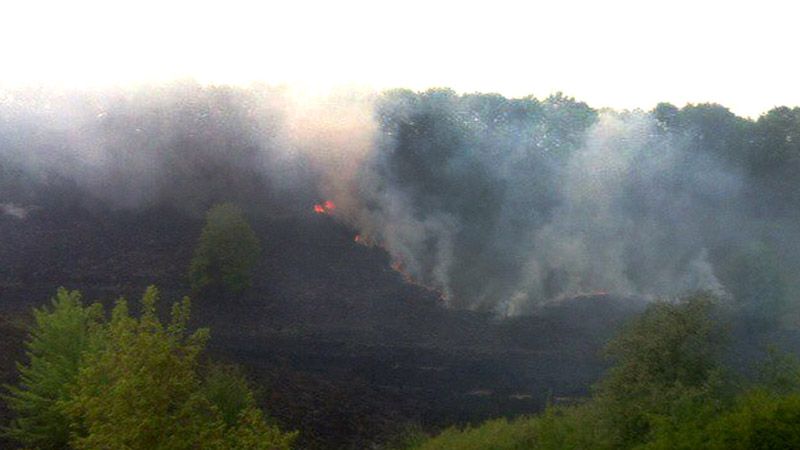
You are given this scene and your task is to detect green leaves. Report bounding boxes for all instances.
[4,287,295,450]
[189,203,261,295]
[601,294,724,395]
[594,294,726,447]
[2,288,103,449]
[64,287,213,450]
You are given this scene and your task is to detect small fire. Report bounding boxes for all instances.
[313,200,336,215]
[390,260,406,273]
[390,260,416,285]
[389,259,448,301]
[353,233,377,247]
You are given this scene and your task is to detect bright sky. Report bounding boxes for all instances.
[1,0,798,117]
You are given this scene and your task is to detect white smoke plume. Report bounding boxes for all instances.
[0,85,794,317]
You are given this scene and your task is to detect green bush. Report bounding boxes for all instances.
[408,404,609,450]
[410,417,535,450]
[4,287,296,450]
[201,364,259,428]
[189,203,261,294]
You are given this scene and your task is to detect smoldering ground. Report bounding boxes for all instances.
[1,84,797,317]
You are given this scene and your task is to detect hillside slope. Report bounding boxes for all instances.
[0,205,640,449]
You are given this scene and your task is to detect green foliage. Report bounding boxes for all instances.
[62,286,295,450]
[519,403,610,450]
[410,417,536,450]
[201,364,258,428]
[757,348,800,394]
[2,288,103,449]
[706,390,800,450]
[594,294,725,447]
[751,107,800,174]
[221,407,297,450]
[4,287,295,450]
[602,294,722,389]
[409,293,800,450]
[384,423,429,449]
[653,102,680,130]
[62,286,219,449]
[189,203,261,294]
[410,294,733,450]
[407,403,612,450]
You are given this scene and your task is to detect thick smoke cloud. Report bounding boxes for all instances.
[0,84,343,214]
[339,91,797,316]
[1,85,798,317]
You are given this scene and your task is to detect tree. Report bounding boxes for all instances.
[62,287,219,449]
[594,293,726,448]
[189,203,261,294]
[4,287,295,449]
[750,107,800,174]
[62,286,296,450]
[2,288,103,450]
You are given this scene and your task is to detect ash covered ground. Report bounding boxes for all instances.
[0,205,639,449]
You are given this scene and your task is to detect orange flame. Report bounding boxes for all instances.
[391,261,415,285]
[389,259,447,300]
[313,200,336,215]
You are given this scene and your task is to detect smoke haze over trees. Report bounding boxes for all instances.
[2,83,799,318]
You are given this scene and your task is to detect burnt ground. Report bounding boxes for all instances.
[0,205,643,449]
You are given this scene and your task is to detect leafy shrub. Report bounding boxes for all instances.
[410,417,535,450]
[408,403,613,450]
[201,364,259,428]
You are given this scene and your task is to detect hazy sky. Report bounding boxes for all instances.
[1,0,798,117]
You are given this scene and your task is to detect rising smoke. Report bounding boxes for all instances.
[342,93,749,315]
[1,84,796,317]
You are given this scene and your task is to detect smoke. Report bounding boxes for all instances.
[0,84,796,317]
[522,114,733,309]
[338,92,762,315]
[0,83,379,215]
[276,89,378,216]
[0,203,30,219]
